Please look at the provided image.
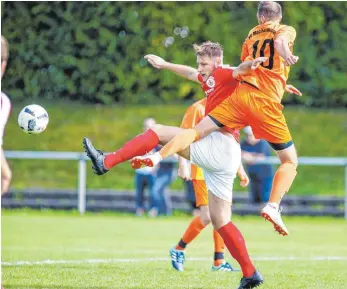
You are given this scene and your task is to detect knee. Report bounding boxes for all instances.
[210,214,228,230]
[285,160,298,170]
[278,156,298,171]
[200,210,211,226]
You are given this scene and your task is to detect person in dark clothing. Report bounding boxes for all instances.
[241,126,274,204]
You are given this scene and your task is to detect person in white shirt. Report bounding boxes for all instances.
[1,35,12,195]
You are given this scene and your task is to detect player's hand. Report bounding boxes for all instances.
[237,169,250,187]
[178,165,191,181]
[284,54,299,66]
[285,84,302,96]
[251,57,268,70]
[144,54,167,69]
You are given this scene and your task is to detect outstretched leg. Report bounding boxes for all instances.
[82,125,183,175]
[131,116,219,169]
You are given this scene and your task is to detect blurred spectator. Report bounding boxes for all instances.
[184,180,199,216]
[153,153,177,216]
[241,126,274,204]
[134,118,159,217]
[1,35,12,196]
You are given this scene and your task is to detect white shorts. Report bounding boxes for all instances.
[190,131,241,202]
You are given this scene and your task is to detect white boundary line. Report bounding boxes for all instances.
[2,256,347,267]
[2,246,161,253]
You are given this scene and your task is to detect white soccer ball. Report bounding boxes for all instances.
[18,104,49,134]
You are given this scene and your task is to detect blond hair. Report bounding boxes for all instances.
[1,36,9,63]
[193,41,223,58]
[257,1,282,21]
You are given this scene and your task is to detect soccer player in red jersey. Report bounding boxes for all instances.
[84,40,300,289]
[134,1,302,240]
[84,41,270,288]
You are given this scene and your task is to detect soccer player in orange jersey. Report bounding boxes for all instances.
[134,1,301,239]
[170,98,241,272]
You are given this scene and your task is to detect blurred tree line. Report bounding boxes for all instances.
[1,1,347,107]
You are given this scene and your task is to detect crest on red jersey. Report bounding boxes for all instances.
[206,76,215,88]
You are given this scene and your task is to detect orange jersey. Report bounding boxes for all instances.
[240,21,296,102]
[180,98,206,180]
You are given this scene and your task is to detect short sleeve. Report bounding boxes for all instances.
[276,26,296,44]
[0,93,11,146]
[216,66,235,81]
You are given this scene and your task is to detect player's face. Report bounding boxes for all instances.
[197,55,217,81]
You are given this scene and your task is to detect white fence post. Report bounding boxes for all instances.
[78,157,87,214]
[345,165,347,220]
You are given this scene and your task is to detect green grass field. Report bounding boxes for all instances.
[2,210,347,289]
[3,101,347,195]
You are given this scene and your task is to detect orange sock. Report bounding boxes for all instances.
[160,128,200,159]
[269,161,297,204]
[175,216,206,250]
[213,230,225,266]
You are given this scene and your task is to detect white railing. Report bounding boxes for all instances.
[4,151,347,219]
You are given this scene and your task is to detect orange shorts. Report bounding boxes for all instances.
[192,180,208,207]
[209,83,292,144]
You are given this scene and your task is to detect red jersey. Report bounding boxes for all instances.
[198,66,240,141]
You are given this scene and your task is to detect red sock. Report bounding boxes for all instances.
[104,129,159,169]
[218,222,255,277]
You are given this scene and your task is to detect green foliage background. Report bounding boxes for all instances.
[2,1,347,107]
[1,2,347,195]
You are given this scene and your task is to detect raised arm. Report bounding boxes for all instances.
[144,54,199,83]
[232,57,268,79]
[274,26,299,66]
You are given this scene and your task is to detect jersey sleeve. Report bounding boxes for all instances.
[240,40,249,61]
[180,104,204,129]
[216,66,235,82]
[0,93,11,146]
[276,26,296,44]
